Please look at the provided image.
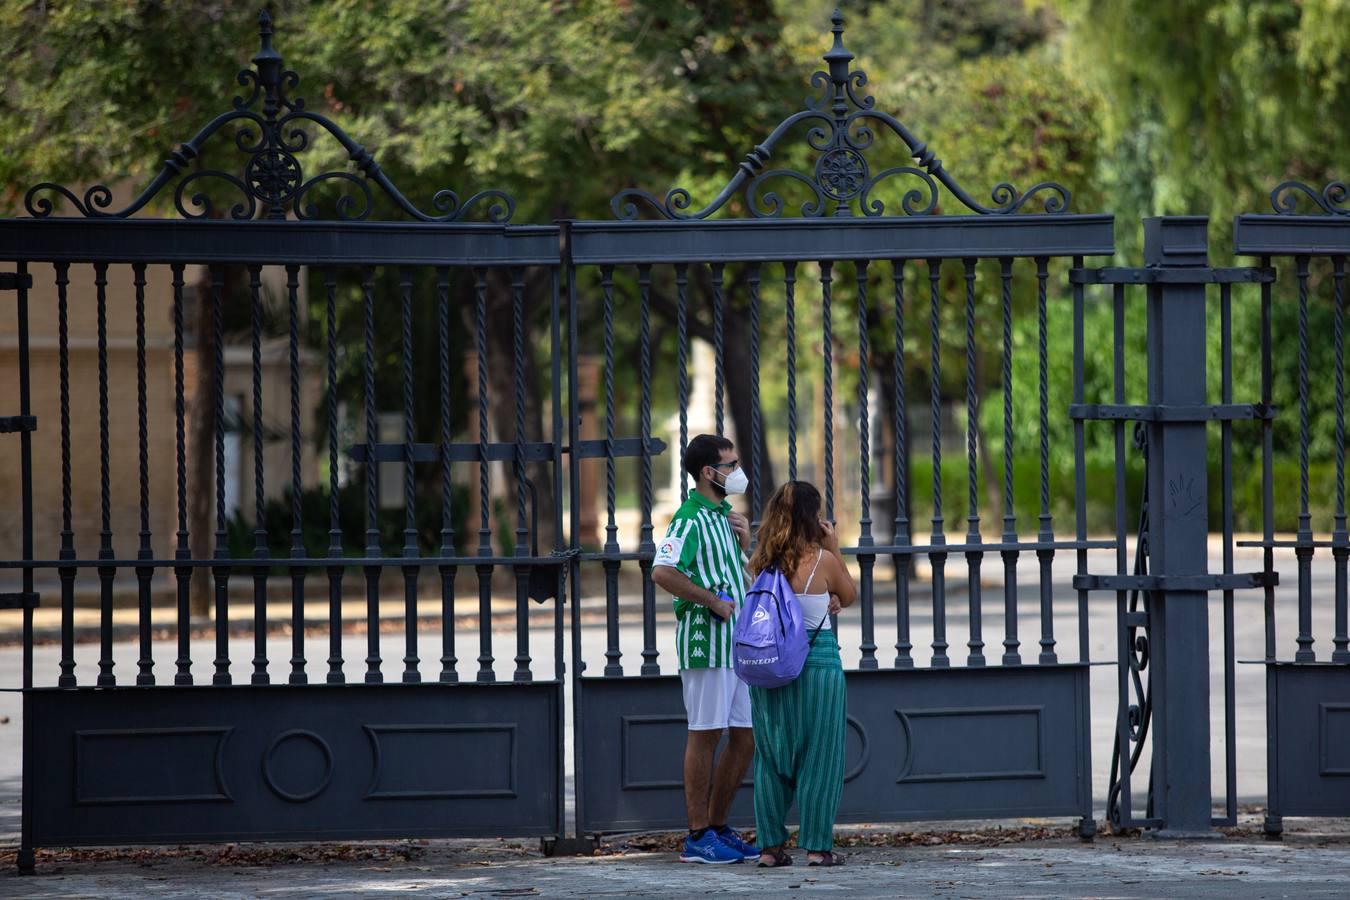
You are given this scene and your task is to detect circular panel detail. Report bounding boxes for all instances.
[262,729,333,803]
[245,149,303,206]
[843,714,871,783]
[815,147,868,202]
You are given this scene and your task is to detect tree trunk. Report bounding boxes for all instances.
[188,265,216,617]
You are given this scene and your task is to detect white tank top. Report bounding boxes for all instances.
[796,549,831,631]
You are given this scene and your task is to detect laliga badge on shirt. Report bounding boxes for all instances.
[654,535,684,567]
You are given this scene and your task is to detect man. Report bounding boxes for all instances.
[651,434,759,864]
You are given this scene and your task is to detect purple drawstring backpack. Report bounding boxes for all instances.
[732,565,826,688]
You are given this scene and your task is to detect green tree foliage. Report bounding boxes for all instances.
[1053,0,1350,228]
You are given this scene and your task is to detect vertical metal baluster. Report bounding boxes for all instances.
[1000,258,1020,665]
[16,261,33,875]
[676,264,690,500]
[56,263,76,687]
[928,258,949,667]
[172,264,192,685]
[1112,280,1132,824]
[401,267,421,684]
[324,268,345,684]
[856,260,877,668]
[785,262,798,481]
[249,264,269,685]
[549,266,567,835]
[510,266,531,683]
[712,263,725,437]
[95,262,115,686]
[1295,256,1314,661]
[1072,256,1089,663]
[550,265,567,690]
[17,259,33,692]
[1035,257,1057,664]
[362,266,383,684]
[287,264,307,685]
[892,260,913,668]
[438,266,458,682]
[601,265,622,676]
[1221,281,1237,824]
[639,265,659,676]
[564,235,588,834]
[822,261,836,520]
[473,267,494,683]
[211,266,231,686]
[1261,258,1276,662]
[133,263,154,685]
[1332,256,1348,662]
[962,258,984,667]
[749,263,763,529]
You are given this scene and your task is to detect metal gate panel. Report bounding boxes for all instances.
[577,666,1090,834]
[1266,666,1350,818]
[840,665,1091,822]
[576,675,753,834]
[26,682,562,845]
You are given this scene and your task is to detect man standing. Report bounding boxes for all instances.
[651,434,759,864]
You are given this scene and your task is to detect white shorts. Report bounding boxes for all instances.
[680,667,752,731]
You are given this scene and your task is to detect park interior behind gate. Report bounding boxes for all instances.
[1,10,1348,873]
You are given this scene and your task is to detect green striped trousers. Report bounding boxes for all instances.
[749,630,847,852]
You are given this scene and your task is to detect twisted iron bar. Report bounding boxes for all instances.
[785,262,798,481]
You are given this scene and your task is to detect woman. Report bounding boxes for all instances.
[746,481,856,868]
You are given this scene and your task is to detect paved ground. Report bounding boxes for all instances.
[2,820,1349,898]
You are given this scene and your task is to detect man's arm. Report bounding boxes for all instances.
[651,566,735,621]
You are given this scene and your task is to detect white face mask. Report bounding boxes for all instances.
[716,466,749,496]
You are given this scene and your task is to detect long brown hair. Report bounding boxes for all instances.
[749,481,824,578]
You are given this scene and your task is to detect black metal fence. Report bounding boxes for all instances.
[1,7,1348,874]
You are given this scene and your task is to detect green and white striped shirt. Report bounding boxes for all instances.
[653,491,749,670]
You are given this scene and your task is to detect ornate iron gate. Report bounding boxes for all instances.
[1233,196,1350,835]
[566,12,1105,836]
[2,14,567,871]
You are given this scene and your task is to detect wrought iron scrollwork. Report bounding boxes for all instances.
[1106,423,1156,830]
[611,8,1072,220]
[23,11,514,223]
[1270,180,1350,217]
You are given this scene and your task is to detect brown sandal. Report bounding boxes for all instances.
[807,851,843,867]
[757,847,793,868]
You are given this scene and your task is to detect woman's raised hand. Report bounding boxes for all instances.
[819,519,839,553]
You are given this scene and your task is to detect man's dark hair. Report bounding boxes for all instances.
[685,433,734,481]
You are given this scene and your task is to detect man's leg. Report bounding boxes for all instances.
[707,725,754,827]
[683,729,722,831]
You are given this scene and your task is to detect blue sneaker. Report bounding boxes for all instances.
[715,826,759,861]
[679,830,743,864]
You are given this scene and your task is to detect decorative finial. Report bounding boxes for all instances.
[253,8,283,94]
[255,8,281,67]
[823,7,853,87]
